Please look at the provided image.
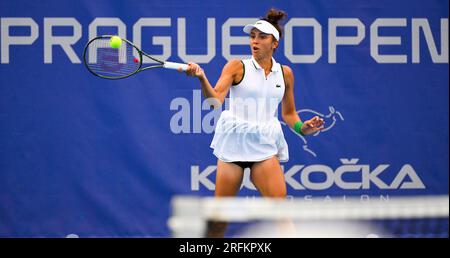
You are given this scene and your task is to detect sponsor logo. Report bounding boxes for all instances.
[280,106,344,157]
[191,159,426,191]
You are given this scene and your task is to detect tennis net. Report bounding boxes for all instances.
[168,195,449,238]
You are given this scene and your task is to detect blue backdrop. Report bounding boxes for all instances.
[0,0,448,237]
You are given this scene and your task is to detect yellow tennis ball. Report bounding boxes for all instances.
[110,36,122,49]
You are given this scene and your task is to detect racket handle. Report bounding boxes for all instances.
[164,61,189,71]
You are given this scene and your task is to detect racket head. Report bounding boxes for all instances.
[83,35,143,80]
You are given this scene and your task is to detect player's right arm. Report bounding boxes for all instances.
[185,60,243,108]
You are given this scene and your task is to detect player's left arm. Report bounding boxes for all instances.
[281,65,324,135]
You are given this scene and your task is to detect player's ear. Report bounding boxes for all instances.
[272,38,279,49]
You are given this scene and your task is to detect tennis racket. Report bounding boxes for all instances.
[83,35,188,80]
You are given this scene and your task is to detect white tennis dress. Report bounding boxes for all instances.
[210,56,289,162]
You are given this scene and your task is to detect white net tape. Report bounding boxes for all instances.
[168,195,449,238]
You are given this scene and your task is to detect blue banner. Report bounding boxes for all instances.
[0,0,448,237]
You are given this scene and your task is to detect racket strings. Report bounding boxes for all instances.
[85,39,141,79]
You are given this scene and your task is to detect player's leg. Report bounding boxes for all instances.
[215,160,245,197]
[250,156,296,236]
[206,160,244,238]
[250,156,286,198]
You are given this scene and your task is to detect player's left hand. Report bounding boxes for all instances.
[301,116,325,135]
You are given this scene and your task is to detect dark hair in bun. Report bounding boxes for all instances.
[262,8,287,39]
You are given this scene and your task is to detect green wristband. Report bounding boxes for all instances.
[294,121,305,136]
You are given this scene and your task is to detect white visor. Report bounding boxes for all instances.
[243,20,280,41]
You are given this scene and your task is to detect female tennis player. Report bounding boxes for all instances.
[184,8,324,237]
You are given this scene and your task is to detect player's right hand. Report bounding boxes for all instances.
[183,62,205,78]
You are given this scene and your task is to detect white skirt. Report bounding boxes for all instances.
[210,110,289,162]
